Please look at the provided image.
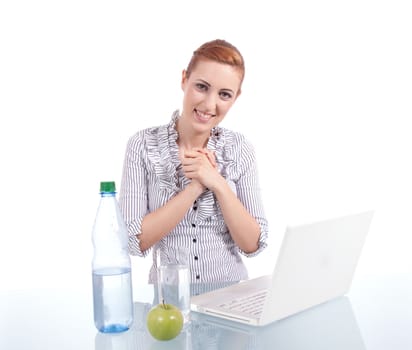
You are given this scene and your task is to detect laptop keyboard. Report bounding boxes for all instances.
[217,289,268,316]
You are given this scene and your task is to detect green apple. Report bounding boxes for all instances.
[146,301,183,341]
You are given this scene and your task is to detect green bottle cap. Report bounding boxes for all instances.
[100,181,116,193]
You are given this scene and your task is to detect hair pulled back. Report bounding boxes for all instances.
[185,39,245,87]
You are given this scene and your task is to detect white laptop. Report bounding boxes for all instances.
[190,211,374,326]
[191,296,366,350]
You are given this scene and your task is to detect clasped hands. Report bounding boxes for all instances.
[181,148,221,192]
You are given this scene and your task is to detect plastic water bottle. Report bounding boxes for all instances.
[92,181,133,333]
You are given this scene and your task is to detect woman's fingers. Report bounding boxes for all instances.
[187,148,217,168]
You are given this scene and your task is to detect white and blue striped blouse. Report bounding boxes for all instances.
[119,111,269,284]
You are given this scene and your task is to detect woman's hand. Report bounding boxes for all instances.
[193,148,217,169]
[182,148,221,191]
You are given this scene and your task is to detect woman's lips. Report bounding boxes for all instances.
[194,108,216,123]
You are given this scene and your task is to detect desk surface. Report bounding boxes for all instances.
[1,274,411,350]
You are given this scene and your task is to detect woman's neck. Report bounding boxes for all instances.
[177,135,208,150]
[175,119,209,150]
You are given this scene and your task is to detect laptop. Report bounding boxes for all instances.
[190,210,374,326]
[191,296,366,350]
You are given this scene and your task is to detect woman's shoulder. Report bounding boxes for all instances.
[130,122,167,138]
[127,124,168,149]
[219,127,254,152]
[127,111,178,149]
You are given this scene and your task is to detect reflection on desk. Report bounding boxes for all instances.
[1,276,411,350]
[95,295,365,350]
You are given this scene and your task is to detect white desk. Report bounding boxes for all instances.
[0,274,411,349]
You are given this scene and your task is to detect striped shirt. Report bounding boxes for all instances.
[119,110,269,284]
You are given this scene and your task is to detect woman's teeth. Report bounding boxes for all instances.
[195,109,215,121]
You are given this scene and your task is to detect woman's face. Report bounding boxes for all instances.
[180,59,242,135]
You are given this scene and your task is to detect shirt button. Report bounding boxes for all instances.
[191,223,196,228]
[193,206,197,210]
[194,256,198,261]
[196,275,200,280]
[192,238,197,243]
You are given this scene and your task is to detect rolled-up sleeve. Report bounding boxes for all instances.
[235,139,269,257]
[119,133,150,257]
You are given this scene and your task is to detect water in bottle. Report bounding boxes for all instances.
[92,181,133,333]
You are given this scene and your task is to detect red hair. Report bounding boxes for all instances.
[185,39,245,87]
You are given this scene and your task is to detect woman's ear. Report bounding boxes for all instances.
[181,69,187,91]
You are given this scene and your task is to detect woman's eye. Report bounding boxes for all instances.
[220,91,233,100]
[195,83,208,91]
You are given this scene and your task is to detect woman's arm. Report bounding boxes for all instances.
[212,178,261,254]
[138,181,203,252]
[182,149,262,254]
[119,135,205,256]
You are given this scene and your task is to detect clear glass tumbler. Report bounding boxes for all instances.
[156,248,191,323]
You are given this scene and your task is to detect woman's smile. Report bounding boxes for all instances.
[193,108,216,123]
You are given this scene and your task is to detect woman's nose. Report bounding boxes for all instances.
[203,92,217,110]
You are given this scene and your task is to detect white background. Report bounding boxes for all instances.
[0,0,411,292]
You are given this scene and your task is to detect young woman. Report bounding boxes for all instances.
[119,39,268,284]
